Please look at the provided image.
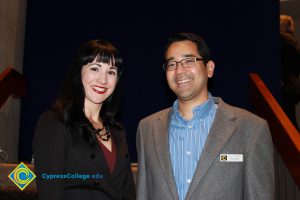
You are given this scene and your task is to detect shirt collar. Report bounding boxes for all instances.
[172,93,215,122]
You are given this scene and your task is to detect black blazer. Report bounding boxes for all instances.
[33,111,135,200]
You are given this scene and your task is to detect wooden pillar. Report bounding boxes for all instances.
[0,0,27,162]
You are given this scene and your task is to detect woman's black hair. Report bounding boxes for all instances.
[52,39,123,145]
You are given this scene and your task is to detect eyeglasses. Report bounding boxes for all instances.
[163,57,203,71]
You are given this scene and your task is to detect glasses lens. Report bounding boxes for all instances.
[182,58,196,67]
[166,61,176,71]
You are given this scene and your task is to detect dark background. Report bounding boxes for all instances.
[19,0,280,162]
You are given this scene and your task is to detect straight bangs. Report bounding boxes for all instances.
[80,48,123,71]
[96,51,122,68]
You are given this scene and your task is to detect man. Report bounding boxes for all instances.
[280,15,300,130]
[136,33,274,200]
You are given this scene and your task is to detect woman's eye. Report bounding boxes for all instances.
[108,70,116,75]
[90,67,99,71]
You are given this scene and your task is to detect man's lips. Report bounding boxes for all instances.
[176,79,192,85]
[91,85,107,94]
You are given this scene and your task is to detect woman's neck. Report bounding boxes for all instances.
[83,100,102,124]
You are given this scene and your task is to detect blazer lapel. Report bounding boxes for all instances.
[89,126,125,200]
[93,140,118,199]
[185,98,237,200]
[111,127,125,176]
[153,108,179,200]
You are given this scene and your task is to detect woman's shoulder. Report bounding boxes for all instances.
[37,110,62,124]
[33,110,67,150]
[35,110,65,133]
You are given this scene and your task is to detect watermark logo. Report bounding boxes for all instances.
[8,162,36,191]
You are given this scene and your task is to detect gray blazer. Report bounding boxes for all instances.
[136,97,274,200]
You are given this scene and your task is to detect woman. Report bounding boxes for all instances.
[33,40,136,200]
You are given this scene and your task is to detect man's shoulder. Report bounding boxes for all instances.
[140,107,172,124]
[219,99,267,126]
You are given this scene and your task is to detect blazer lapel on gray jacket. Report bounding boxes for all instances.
[185,98,237,200]
[153,108,179,200]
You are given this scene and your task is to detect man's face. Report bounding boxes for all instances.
[165,40,215,103]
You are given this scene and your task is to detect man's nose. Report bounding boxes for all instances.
[174,62,186,74]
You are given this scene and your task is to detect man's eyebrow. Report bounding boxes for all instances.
[110,66,117,70]
[165,57,175,62]
[165,54,197,62]
[182,54,196,58]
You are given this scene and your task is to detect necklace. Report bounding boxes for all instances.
[95,126,111,141]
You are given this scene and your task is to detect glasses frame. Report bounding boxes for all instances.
[163,57,203,71]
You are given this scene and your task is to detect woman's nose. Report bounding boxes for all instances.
[96,73,107,84]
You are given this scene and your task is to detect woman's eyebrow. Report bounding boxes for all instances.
[89,63,102,67]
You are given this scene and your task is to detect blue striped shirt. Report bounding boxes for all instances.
[169,95,217,200]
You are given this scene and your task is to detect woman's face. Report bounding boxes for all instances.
[81,57,118,106]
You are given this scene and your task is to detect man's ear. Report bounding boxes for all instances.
[206,60,215,78]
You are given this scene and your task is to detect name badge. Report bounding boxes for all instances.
[220,154,243,162]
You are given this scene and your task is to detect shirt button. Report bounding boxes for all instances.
[186,151,191,155]
[187,179,191,183]
[188,125,192,128]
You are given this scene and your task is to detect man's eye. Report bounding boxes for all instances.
[168,62,176,67]
[185,59,194,64]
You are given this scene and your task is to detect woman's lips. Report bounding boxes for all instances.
[91,85,107,94]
